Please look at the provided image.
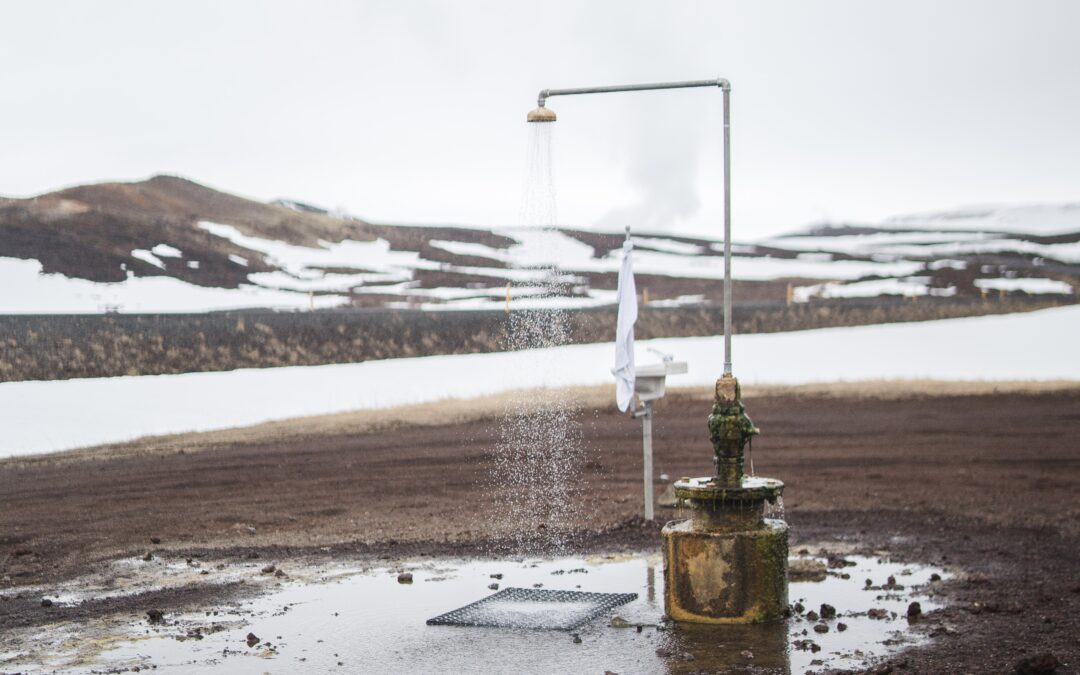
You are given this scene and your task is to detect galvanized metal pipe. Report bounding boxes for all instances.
[535,77,734,375]
[537,78,729,107]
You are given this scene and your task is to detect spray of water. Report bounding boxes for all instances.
[489,123,586,555]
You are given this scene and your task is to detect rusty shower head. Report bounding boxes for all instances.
[526,105,556,123]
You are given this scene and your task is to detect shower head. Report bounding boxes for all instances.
[526,105,556,123]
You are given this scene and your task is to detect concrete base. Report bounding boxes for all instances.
[662,518,789,624]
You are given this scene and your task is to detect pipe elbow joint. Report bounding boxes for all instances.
[717,78,731,91]
[537,89,551,107]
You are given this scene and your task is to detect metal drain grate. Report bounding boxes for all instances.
[426,587,638,631]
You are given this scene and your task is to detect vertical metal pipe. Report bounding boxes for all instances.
[722,86,733,376]
[642,400,654,522]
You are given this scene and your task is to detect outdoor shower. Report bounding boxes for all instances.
[527,78,788,623]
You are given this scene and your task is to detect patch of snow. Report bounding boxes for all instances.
[883,204,1080,236]
[3,304,1079,458]
[131,250,165,270]
[869,239,1080,264]
[762,231,990,254]
[793,277,957,302]
[631,236,704,255]
[645,294,707,308]
[227,254,248,267]
[974,278,1073,294]
[928,259,967,270]
[429,239,510,262]
[150,244,183,258]
[199,221,432,279]
[0,257,346,314]
[186,261,200,269]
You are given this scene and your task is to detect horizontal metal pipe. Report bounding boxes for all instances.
[538,78,729,107]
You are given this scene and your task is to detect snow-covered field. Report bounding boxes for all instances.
[2,305,1078,459]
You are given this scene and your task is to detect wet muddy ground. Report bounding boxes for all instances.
[1,551,948,674]
[2,388,1079,672]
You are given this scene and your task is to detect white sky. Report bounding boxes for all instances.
[3,0,1078,238]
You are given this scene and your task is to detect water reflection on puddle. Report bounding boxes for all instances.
[11,553,947,674]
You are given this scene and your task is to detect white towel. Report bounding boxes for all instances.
[614,238,638,412]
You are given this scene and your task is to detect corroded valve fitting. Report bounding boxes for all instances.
[707,374,758,487]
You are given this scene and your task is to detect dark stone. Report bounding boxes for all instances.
[813,622,829,633]
[1014,653,1061,675]
[820,603,837,619]
[40,598,53,607]
[397,572,413,584]
[906,601,922,618]
[146,609,165,624]
[837,622,848,632]
[246,632,260,647]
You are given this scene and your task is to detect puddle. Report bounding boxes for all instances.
[1,552,948,674]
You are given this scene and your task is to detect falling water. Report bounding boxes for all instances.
[489,122,586,555]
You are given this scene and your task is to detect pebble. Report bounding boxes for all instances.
[820,603,836,619]
[837,622,848,632]
[488,583,499,590]
[245,632,260,647]
[813,623,829,633]
[146,609,165,624]
[907,601,922,618]
[40,598,53,608]
[397,572,413,584]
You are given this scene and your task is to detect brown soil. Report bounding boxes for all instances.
[1,385,1079,673]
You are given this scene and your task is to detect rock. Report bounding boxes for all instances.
[1014,653,1061,674]
[146,609,165,624]
[150,537,161,544]
[788,558,827,582]
[274,569,286,578]
[246,632,260,647]
[820,603,837,619]
[793,601,805,614]
[806,610,819,621]
[907,601,922,618]
[865,578,873,587]
[610,616,631,628]
[488,583,499,590]
[868,608,889,620]
[813,622,829,633]
[826,555,856,569]
[741,650,754,659]
[490,573,503,580]
[397,572,413,584]
[261,564,276,574]
[930,573,942,582]
[142,552,153,562]
[837,622,848,632]
[572,633,582,644]
[40,598,53,607]
[792,639,820,653]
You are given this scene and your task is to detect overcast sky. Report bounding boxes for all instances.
[3,0,1078,238]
